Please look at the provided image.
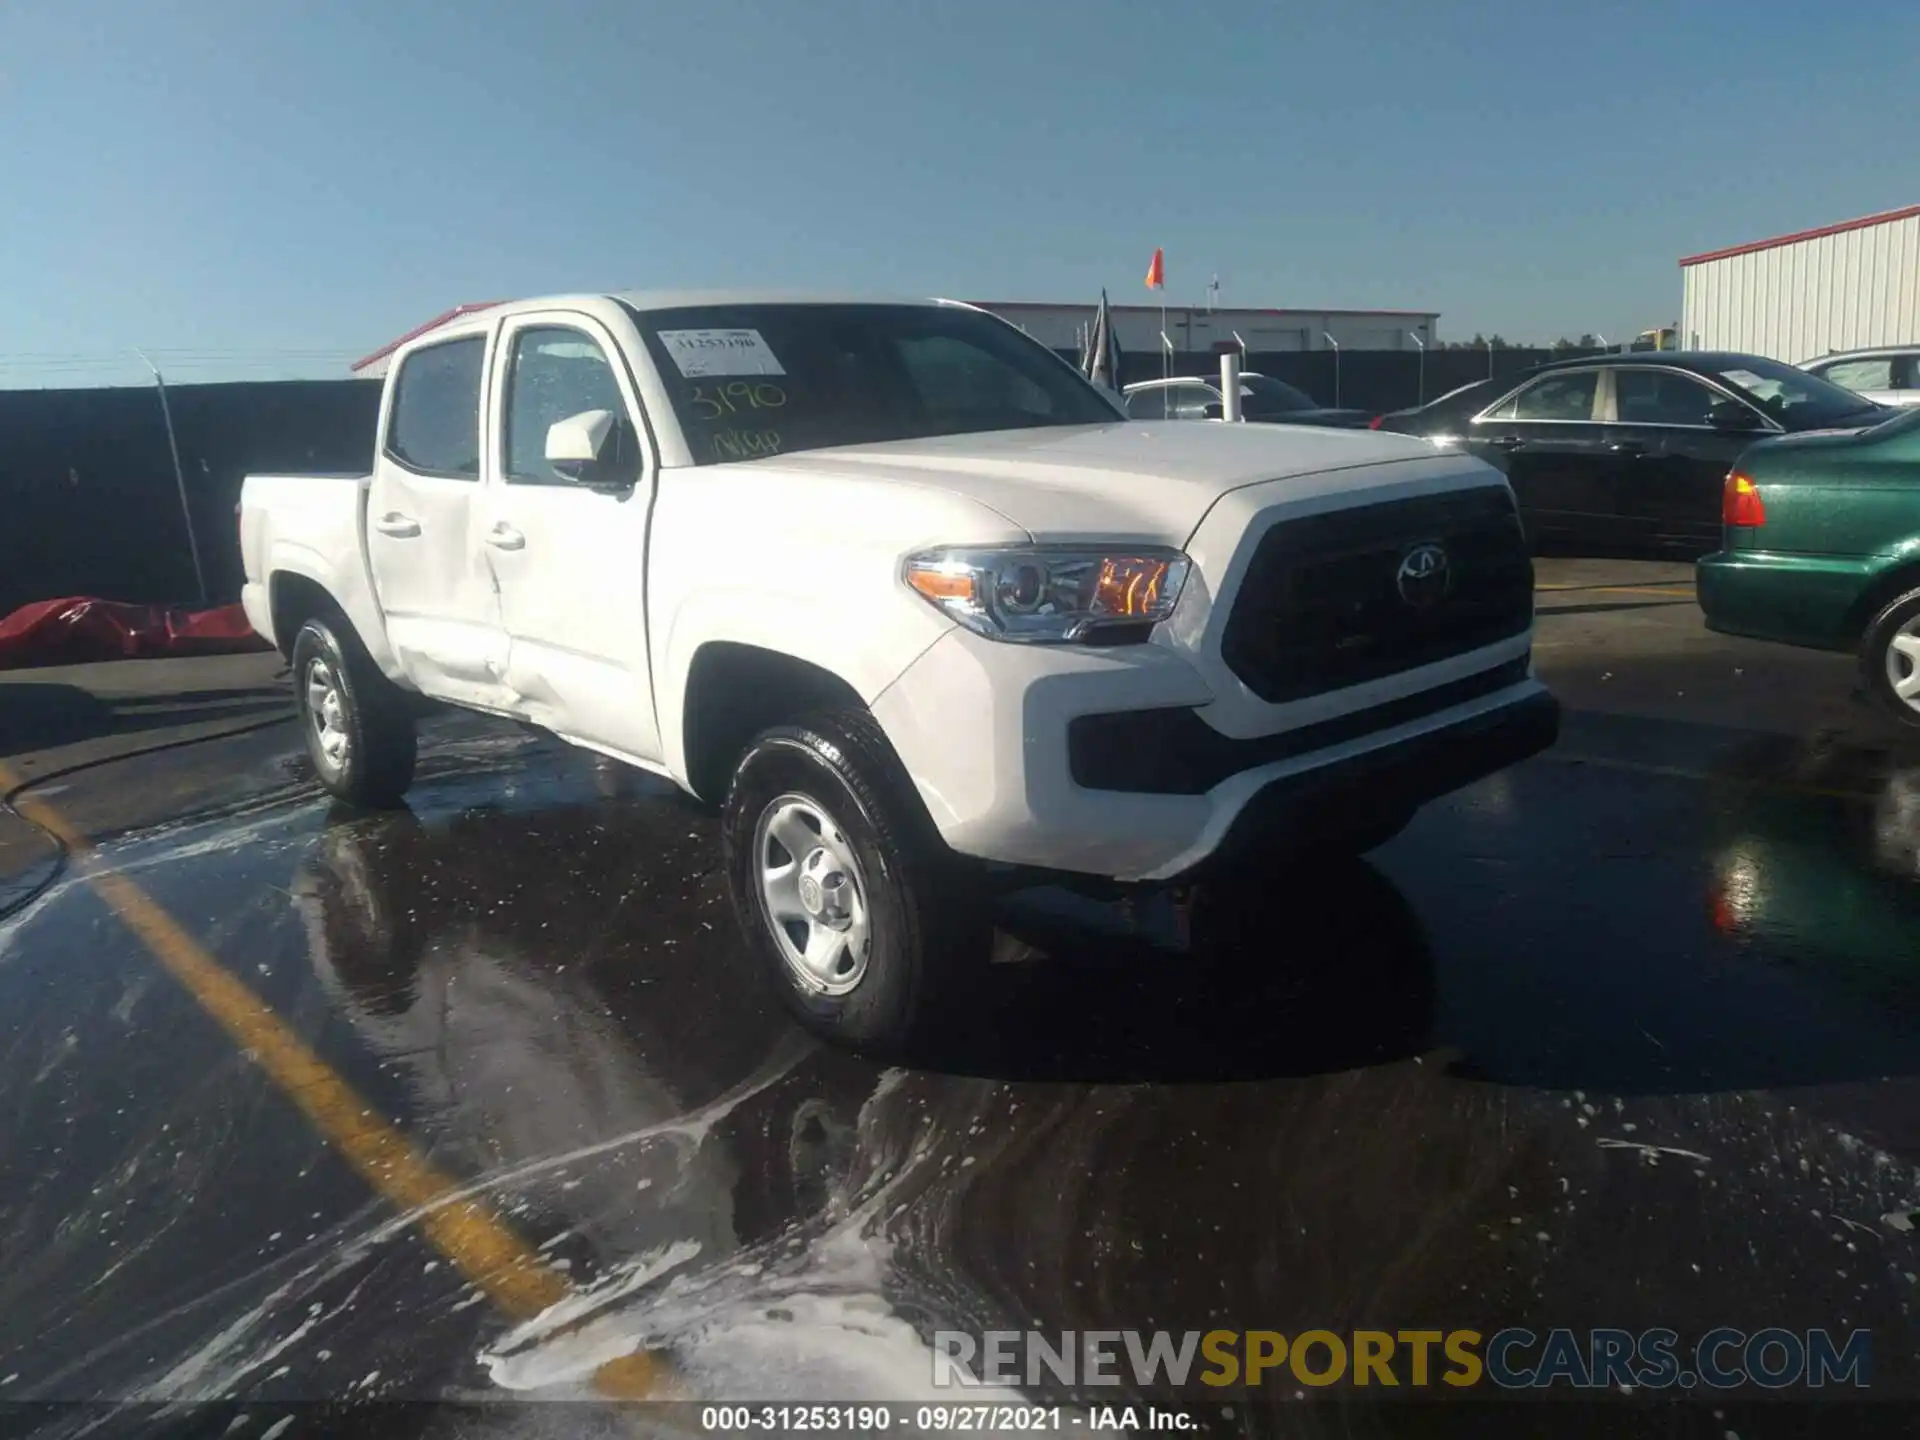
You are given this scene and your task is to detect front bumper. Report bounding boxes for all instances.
[1195,685,1558,879]
[870,626,1557,883]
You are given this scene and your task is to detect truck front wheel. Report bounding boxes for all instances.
[290,617,417,808]
[721,711,975,1054]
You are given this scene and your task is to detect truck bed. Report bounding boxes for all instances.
[238,471,374,655]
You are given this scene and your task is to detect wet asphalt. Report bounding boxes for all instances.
[2,563,1919,1437]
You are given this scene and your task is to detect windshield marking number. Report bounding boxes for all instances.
[689,382,787,421]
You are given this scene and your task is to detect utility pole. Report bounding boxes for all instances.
[136,349,208,607]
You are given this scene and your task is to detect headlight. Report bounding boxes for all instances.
[904,546,1190,644]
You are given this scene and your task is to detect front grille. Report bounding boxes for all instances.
[1219,486,1533,702]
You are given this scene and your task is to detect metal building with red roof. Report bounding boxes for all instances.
[1679,204,1920,361]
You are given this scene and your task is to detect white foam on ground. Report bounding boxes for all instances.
[482,1213,1020,1405]
[479,1066,1033,1408]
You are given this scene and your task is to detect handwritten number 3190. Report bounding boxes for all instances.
[688,382,786,420]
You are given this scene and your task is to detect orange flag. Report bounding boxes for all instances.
[1144,247,1165,290]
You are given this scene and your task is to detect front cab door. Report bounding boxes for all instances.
[365,332,514,709]
[478,312,662,765]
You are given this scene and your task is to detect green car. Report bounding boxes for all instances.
[1697,407,1920,725]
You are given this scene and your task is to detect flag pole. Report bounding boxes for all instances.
[136,347,209,608]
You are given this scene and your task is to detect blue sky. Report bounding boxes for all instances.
[1,0,1910,388]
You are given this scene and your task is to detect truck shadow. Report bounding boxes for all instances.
[0,682,291,760]
[914,861,1437,1083]
[293,718,1920,1104]
[292,794,1438,1093]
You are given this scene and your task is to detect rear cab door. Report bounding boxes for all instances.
[365,326,515,709]
[1605,366,1772,552]
[477,304,664,764]
[1466,367,1619,548]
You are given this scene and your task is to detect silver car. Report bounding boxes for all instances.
[1798,346,1920,408]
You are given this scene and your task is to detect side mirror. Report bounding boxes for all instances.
[1708,405,1761,432]
[544,409,631,491]
[1202,402,1225,421]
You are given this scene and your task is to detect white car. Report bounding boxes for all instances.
[239,291,1557,1050]
[1798,347,1920,409]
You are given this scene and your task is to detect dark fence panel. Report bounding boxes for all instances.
[0,380,380,613]
[1061,347,1609,414]
[4,349,1609,617]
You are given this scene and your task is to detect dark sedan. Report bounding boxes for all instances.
[1122,373,1374,428]
[1370,376,1521,445]
[1445,353,1890,555]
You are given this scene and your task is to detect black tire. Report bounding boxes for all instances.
[289,616,417,808]
[1861,587,1920,731]
[720,709,978,1054]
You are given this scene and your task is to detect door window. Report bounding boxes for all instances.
[1614,369,1726,427]
[1479,390,1521,421]
[1168,383,1219,419]
[1124,388,1168,420]
[501,327,640,486]
[385,337,485,478]
[1511,371,1599,422]
[1820,357,1896,393]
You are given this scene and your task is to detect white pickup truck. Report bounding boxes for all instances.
[240,291,1557,1050]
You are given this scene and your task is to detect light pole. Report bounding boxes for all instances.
[1485,336,1494,379]
[136,348,208,607]
[1595,332,1609,354]
[1322,331,1341,408]
[1232,329,1248,367]
[1407,330,1426,405]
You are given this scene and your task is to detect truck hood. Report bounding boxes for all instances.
[767,422,1440,544]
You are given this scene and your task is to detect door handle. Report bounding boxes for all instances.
[1486,435,1526,451]
[485,523,526,552]
[373,512,421,539]
[1607,441,1646,457]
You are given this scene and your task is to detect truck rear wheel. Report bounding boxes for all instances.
[721,710,976,1054]
[1863,587,1920,730]
[290,617,417,808]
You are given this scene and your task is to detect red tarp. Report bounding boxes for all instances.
[0,597,271,671]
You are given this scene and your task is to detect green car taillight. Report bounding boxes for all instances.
[1723,471,1767,528]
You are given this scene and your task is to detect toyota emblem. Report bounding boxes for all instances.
[1396,542,1451,609]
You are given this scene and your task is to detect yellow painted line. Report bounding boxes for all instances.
[0,762,672,1400]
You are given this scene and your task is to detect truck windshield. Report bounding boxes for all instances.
[626,302,1120,464]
